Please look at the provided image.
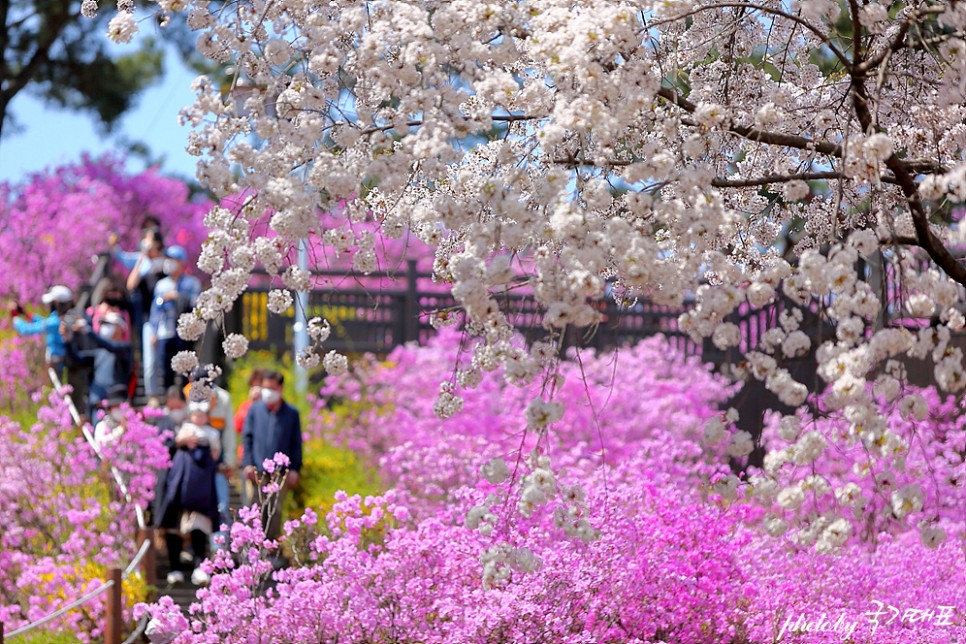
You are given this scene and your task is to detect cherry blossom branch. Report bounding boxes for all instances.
[710,171,901,187]
[360,114,536,136]
[657,86,844,156]
[850,65,966,286]
[658,86,948,174]
[645,2,852,69]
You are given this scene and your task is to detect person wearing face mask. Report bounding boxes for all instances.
[89,277,132,343]
[148,245,201,399]
[92,386,131,447]
[161,386,189,428]
[108,216,164,271]
[241,370,302,543]
[155,397,220,587]
[128,231,166,401]
[185,367,236,549]
[64,307,134,420]
[234,368,265,463]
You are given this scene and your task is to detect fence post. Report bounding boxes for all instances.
[403,260,418,343]
[138,527,157,593]
[105,567,122,644]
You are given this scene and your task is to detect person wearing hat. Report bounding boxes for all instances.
[11,285,91,415]
[148,245,202,400]
[12,284,74,366]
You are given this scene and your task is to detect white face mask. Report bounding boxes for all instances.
[98,323,116,339]
[163,259,179,275]
[151,257,165,273]
[110,408,125,423]
[261,388,281,405]
[167,408,186,423]
[140,239,152,252]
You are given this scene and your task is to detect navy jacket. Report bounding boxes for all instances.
[241,400,302,473]
[155,445,219,530]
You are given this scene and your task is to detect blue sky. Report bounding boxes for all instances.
[0,44,200,184]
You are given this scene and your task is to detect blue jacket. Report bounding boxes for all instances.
[242,400,302,473]
[149,273,201,340]
[14,313,65,361]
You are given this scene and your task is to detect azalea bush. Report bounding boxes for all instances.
[0,318,45,416]
[0,155,210,303]
[0,391,170,641]
[141,334,965,642]
[313,329,738,516]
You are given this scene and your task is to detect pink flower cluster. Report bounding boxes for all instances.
[0,392,171,640]
[313,329,736,517]
[0,318,45,411]
[0,154,210,303]
[140,333,965,642]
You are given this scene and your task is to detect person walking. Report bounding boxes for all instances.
[241,370,302,542]
[148,245,201,402]
[185,367,236,550]
[155,400,220,586]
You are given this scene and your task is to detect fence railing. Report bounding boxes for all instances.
[227,261,702,358]
[228,256,955,363]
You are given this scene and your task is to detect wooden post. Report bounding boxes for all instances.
[105,567,122,644]
[138,528,157,593]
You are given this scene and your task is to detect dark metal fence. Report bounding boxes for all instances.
[225,261,702,358]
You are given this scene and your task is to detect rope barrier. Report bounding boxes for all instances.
[47,368,147,531]
[6,368,155,641]
[121,615,150,644]
[4,581,115,639]
[124,537,153,579]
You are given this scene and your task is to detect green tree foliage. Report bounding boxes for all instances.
[0,0,219,140]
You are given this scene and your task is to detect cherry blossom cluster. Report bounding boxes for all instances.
[90,0,966,550]
[751,387,965,552]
